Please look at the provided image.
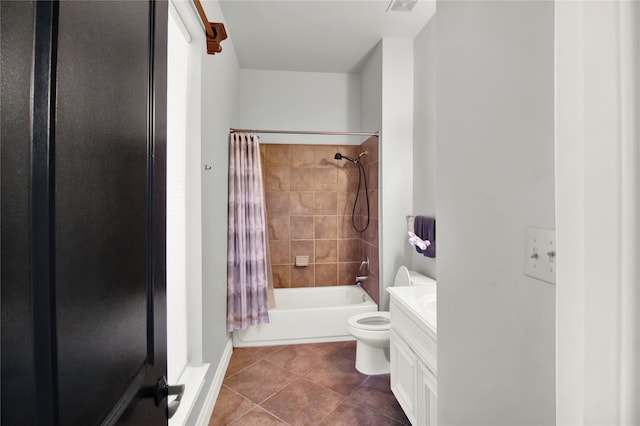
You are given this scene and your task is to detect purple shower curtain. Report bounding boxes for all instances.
[227,133,271,332]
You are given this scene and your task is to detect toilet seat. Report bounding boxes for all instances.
[348,311,391,331]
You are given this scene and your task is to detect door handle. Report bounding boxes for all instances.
[166,383,185,419]
[149,376,185,419]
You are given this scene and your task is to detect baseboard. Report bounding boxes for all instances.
[169,364,210,426]
[193,338,233,426]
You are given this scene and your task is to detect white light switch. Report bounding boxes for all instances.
[524,226,556,284]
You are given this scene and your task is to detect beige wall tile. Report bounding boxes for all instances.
[336,145,359,162]
[359,137,378,164]
[315,240,337,263]
[314,145,338,168]
[266,191,289,215]
[264,167,290,191]
[367,242,379,278]
[270,240,290,265]
[366,161,378,190]
[290,216,314,240]
[290,192,314,215]
[264,144,290,167]
[260,143,380,298]
[337,167,359,192]
[290,240,314,264]
[338,262,360,286]
[314,192,337,215]
[314,168,337,191]
[352,215,369,232]
[267,215,290,241]
[315,216,337,239]
[369,189,378,219]
[338,215,362,239]
[315,264,338,286]
[362,275,380,306]
[336,192,352,216]
[290,168,314,191]
[355,190,368,216]
[290,145,315,168]
[363,218,378,246]
[271,265,291,288]
[338,239,363,262]
[291,265,314,287]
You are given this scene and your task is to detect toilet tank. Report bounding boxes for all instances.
[408,271,436,286]
[393,266,436,286]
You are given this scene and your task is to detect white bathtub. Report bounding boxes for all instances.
[232,286,377,347]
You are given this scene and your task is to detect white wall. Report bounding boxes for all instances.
[185,0,240,422]
[380,38,414,310]
[237,69,362,145]
[360,42,383,135]
[359,38,415,310]
[556,2,640,424]
[166,0,206,378]
[436,2,555,424]
[199,0,240,401]
[166,10,190,383]
[411,18,436,279]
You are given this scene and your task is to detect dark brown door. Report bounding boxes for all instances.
[1,0,169,424]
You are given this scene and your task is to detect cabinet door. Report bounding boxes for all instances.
[390,330,417,425]
[418,360,438,426]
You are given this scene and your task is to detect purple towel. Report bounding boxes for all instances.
[414,216,436,258]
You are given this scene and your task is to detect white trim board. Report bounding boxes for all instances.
[192,338,233,426]
[169,363,210,426]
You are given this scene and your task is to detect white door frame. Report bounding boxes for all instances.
[555,1,639,424]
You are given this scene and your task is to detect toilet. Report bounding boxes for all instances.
[347,266,436,375]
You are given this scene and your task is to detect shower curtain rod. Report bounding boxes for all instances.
[229,128,379,137]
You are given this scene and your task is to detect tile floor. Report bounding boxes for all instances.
[209,341,410,425]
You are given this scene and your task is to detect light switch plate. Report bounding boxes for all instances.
[524,226,556,284]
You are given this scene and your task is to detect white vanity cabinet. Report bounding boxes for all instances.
[388,287,437,426]
[390,330,418,425]
[418,359,438,425]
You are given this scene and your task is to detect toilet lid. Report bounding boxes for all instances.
[348,311,391,331]
[394,265,412,287]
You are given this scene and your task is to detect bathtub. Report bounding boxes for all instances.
[232,285,377,347]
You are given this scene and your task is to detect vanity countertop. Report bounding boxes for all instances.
[387,286,437,334]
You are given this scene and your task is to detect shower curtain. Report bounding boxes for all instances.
[227,133,274,332]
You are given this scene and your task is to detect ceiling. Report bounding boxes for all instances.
[219,0,436,73]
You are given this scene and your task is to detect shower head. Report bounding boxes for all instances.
[334,152,357,163]
[334,151,367,164]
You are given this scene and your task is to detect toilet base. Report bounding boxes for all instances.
[354,340,390,375]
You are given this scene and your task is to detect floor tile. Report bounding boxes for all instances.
[228,407,288,426]
[212,342,410,426]
[264,343,327,375]
[261,378,343,425]
[304,350,367,396]
[233,345,286,359]
[312,340,354,355]
[318,403,406,426]
[319,340,357,362]
[224,350,261,378]
[224,359,296,404]
[208,386,255,425]
[346,375,410,424]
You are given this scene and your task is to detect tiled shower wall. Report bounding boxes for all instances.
[260,138,380,304]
